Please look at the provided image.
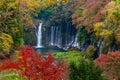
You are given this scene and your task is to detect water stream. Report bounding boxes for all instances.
[36,23,43,48]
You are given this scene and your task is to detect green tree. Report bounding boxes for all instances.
[0,0,69,47]
[69,58,109,80]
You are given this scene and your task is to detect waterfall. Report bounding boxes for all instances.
[33,22,116,55]
[45,24,78,49]
[35,22,78,50]
[36,23,43,48]
[50,26,55,46]
[49,26,62,48]
[72,34,80,48]
[97,40,105,55]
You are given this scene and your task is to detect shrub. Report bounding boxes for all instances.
[0,33,13,54]
[0,69,26,80]
[85,45,97,59]
[69,58,108,80]
[0,46,68,80]
[53,50,84,64]
[0,72,25,80]
[54,50,108,80]
[96,51,120,80]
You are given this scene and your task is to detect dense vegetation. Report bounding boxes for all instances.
[0,0,120,80]
[72,0,120,53]
[0,46,68,80]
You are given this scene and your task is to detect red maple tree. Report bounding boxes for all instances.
[96,51,120,80]
[0,46,68,80]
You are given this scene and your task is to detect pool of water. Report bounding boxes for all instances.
[35,46,66,53]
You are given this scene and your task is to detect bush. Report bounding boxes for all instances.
[54,50,108,80]
[0,73,25,80]
[53,50,84,63]
[96,51,120,80]
[0,33,13,54]
[85,45,97,59]
[0,69,25,80]
[69,58,108,80]
[0,46,68,80]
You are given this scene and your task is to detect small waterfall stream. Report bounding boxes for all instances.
[36,23,43,48]
[50,26,55,46]
[72,34,80,49]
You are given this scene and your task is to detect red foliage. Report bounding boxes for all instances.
[96,51,120,80]
[0,59,19,71]
[72,0,110,32]
[0,46,68,80]
[95,54,109,67]
[20,1,27,7]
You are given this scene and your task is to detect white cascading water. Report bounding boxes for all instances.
[36,23,79,50]
[50,26,62,48]
[48,25,79,50]
[72,34,80,48]
[50,26,55,46]
[36,23,43,48]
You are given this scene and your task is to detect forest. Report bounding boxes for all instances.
[0,0,120,80]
